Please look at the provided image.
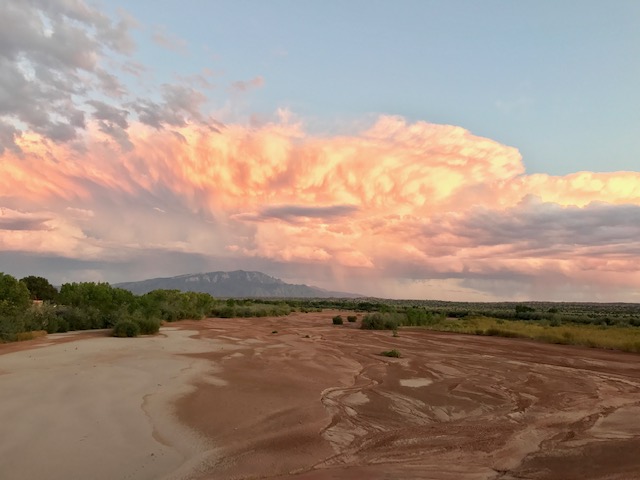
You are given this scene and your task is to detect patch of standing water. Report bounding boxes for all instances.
[400,378,433,388]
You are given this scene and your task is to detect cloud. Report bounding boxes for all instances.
[0,1,136,151]
[3,113,640,301]
[230,76,265,93]
[0,209,51,231]
[2,2,640,301]
[151,26,188,53]
[235,204,359,223]
[129,84,215,130]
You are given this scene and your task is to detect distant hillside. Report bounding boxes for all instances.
[114,270,360,298]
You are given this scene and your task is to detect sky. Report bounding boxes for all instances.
[1,0,639,302]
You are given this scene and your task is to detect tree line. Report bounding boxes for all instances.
[0,273,217,341]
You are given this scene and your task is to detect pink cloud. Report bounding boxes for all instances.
[230,76,265,93]
[2,115,640,300]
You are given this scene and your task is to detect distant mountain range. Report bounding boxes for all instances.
[114,270,361,298]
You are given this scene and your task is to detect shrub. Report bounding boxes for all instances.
[135,317,161,335]
[112,320,140,337]
[347,315,358,322]
[333,315,343,325]
[361,312,400,330]
[549,317,562,327]
[23,303,58,332]
[381,349,401,358]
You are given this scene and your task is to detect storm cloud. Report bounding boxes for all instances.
[1,1,639,301]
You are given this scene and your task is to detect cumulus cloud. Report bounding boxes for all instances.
[0,208,51,231]
[236,204,359,223]
[3,113,640,300]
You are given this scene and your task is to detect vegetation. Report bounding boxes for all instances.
[420,316,640,353]
[211,299,291,318]
[134,316,161,335]
[21,276,58,302]
[381,349,401,358]
[0,272,219,341]
[2,270,640,353]
[112,320,141,338]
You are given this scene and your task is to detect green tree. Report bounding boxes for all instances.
[20,275,58,302]
[0,273,32,341]
[58,282,137,328]
[0,273,31,317]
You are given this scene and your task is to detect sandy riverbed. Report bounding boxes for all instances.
[1,312,640,479]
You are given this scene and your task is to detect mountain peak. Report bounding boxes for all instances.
[114,271,359,298]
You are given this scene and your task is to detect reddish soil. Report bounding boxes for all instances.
[174,312,640,480]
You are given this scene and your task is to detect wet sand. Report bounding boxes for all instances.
[1,312,640,479]
[0,328,216,480]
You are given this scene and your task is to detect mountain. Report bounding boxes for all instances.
[114,270,360,298]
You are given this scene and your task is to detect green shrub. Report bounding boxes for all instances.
[332,315,343,325]
[347,315,357,322]
[381,349,401,358]
[549,317,562,327]
[361,312,400,330]
[112,320,140,337]
[135,317,161,335]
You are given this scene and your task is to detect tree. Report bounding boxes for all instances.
[20,275,58,302]
[0,273,31,317]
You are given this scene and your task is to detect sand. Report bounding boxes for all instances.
[0,328,219,480]
[2,312,640,480]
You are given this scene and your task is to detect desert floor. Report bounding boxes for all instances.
[1,311,640,480]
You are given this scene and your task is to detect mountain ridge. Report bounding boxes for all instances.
[114,270,361,298]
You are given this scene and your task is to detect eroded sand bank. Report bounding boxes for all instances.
[2,313,640,480]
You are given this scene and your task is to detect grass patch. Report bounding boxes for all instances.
[15,330,47,342]
[421,316,640,353]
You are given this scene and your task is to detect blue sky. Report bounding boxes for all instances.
[115,0,640,175]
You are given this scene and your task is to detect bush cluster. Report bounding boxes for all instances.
[113,320,140,337]
[381,349,401,358]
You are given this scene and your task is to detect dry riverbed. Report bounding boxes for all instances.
[1,312,639,479]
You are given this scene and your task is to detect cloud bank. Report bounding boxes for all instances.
[1,1,639,301]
